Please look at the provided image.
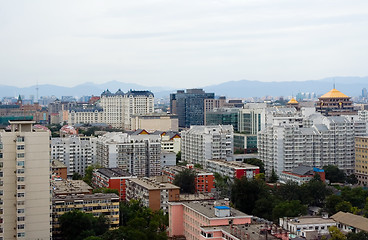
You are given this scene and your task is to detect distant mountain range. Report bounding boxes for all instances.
[1,76,367,99]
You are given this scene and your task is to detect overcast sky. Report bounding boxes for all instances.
[0,0,368,88]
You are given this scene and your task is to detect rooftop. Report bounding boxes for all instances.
[319,88,349,99]
[331,211,368,232]
[95,168,132,178]
[52,180,92,195]
[53,193,119,202]
[201,224,279,240]
[206,159,260,170]
[128,177,180,190]
[288,98,299,104]
[52,160,67,169]
[285,216,336,225]
[182,200,251,219]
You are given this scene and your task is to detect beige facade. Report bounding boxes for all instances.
[0,121,51,239]
[355,136,368,186]
[130,114,179,132]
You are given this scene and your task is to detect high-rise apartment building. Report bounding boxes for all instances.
[181,125,234,166]
[258,114,366,176]
[96,132,161,177]
[51,136,97,177]
[170,89,214,128]
[0,121,51,239]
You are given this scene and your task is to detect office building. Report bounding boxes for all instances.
[0,120,51,239]
[181,125,234,166]
[170,89,214,128]
[130,113,179,132]
[51,136,97,177]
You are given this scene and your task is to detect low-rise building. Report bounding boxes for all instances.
[126,177,180,213]
[52,193,120,238]
[168,200,252,240]
[205,159,260,179]
[280,217,337,239]
[52,160,68,180]
[331,211,368,234]
[162,165,215,193]
[279,165,325,185]
[92,168,136,200]
[52,180,93,196]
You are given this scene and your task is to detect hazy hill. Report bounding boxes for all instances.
[0,76,367,99]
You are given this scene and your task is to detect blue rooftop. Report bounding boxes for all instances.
[214,206,230,210]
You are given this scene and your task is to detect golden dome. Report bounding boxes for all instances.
[320,88,349,99]
[288,98,298,104]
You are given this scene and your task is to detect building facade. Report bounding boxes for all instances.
[316,88,356,116]
[355,136,368,186]
[96,132,161,177]
[170,89,215,128]
[130,114,179,132]
[0,121,52,239]
[51,136,97,177]
[258,114,365,176]
[126,177,180,213]
[205,159,260,180]
[181,125,234,166]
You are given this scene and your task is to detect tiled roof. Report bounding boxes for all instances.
[320,88,349,99]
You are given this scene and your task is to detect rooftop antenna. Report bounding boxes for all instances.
[36,81,39,103]
[333,79,336,89]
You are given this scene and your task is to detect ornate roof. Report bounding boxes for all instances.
[287,98,298,104]
[319,88,349,99]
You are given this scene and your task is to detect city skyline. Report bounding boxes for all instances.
[1,0,368,88]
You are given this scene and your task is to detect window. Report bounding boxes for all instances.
[17,224,25,229]
[17,209,25,214]
[17,153,25,158]
[17,217,25,221]
[17,233,25,237]
[17,136,25,142]
[0,154,2,159]
[17,145,25,150]
[17,185,25,190]
[17,169,24,174]
[17,177,24,182]
[17,161,24,166]
[17,193,25,197]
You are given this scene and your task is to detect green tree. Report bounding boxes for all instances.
[214,173,232,198]
[323,165,346,183]
[276,181,302,201]
[176,151,181,163]
[346,174,358,185]
[83,164,102,186]
[231,177,270,214]
[301,176,332,206]
[329,226,347,240]
[325,195,343,215]
[173,168,196,194]
[243,158,265,173]
[268,168,278,183]
[272,200,307,221]
[335,201,353,213]
[72,172,83,180]
[347,231,368,240]
[59,210,109,240]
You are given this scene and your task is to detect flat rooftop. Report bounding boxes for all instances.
[201,224,279,240]
[95,168,132,178]
[52,160,67,168]
[129,177,180,190]
[182,200,251,219]
[286,217,336,225]
[163,165,213,175]
[207,159,259,169]
[53,193,119,202]
[52,180,92,195]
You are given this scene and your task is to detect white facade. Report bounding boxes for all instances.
[68,108,104,126]
[181,125,234,166]
[0,121,52,239]
[96,132,161,177]
[51,136,97,177]
[99,90,154,129]
[258,113,366,176]
[280,217,337,238]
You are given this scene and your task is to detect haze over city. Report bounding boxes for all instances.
[1,0,368,88]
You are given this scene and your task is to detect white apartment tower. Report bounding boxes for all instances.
[181,125,234,166]
[51,136,97,177]
[96,132,161,177]
[0,121,51,239]
[99,89,154,129]
[258,114,366,176]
